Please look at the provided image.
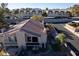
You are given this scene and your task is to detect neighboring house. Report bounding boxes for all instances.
[47,9,70,17]
[19,8,43,17]
[47,10,54,17]
[65,21,79,38]
[5,15,18,25]
[0,19,47,50]
[31,8,42,16]
[38,10,42,16]
[14,8,71,18]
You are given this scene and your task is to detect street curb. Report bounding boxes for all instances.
[64,43,76,56]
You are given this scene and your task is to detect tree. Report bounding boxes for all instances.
[66,11,72,17]
[0,8,8,29]
[55,33,66,51]
[71,5,79,16]
[14,9,19,14]
[0,4,9,29]
[55,33,66,46]
[31,15,44,22]
[5,8,10,13]
[42,12,48,17]
[46,8,48,10]
[0,3,10,14]
[0,3,8,9]
[0,7,5,21]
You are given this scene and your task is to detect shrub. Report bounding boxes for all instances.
[55,33,66,46]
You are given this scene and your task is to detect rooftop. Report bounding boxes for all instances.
[2,19,46,36]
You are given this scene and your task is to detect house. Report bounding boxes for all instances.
[65,21,79,38]
[31,8,42,16]
[0,19,47,51]
[5,15,18,25]
[47,9,71,17]
[14,8,71,19]
[47,10,54,17]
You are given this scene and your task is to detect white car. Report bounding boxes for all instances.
[71,21,79,23]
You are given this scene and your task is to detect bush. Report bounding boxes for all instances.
[52,44,61,51]
[55,33,66,46]
[31,15,44,22]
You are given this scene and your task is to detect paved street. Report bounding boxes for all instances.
[53,24,79,55]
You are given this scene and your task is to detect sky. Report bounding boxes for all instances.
[7,3,76,10]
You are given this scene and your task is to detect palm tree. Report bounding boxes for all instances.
[0,3,8,9]
[55,33,66,46]
[55,33,66,51]
[0,3,11,16]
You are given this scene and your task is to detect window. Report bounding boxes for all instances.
[26,36,38,42]
[8,36,17,43]
[32,37,38,42]
[55,11,59,14]
[8,37,12,42]
[27,37,31,42]
[14,36,17,42]
[42,43,44,48]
